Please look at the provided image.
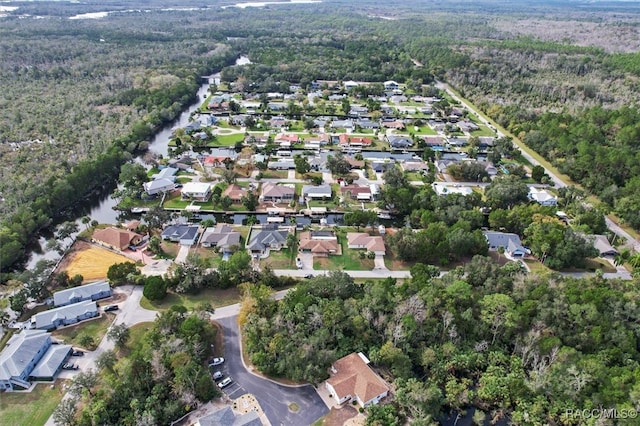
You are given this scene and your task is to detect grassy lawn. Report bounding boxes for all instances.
[470,124,496,137]
[313,236,373,270]
[411,125,437,135]
[523,258,550,274]
[384,252,416,271]
[140,287,241,312]
[163,193,191,209]
[0,383,65,426]
[260,248,296,269]
[52,313,116,350]
[260,170,288,179]
[213,133,244,146]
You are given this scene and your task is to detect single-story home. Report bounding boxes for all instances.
[261,182,295,203]
[298,231,340,257]
[246,225,290,258]
[274,133,300,146]
[382,120,406,130]
[343,80,359,90]
[53,281,111,307]
[222,184,246,204]
[92,227,143,251]
[31,300,99,331]
[196,406,262,426]
[161,224,200,246]
[152,167,178,181]
[302,184,332,200]
[590,234,618,257]
[268,159,296,170]
[528,187,557,206]
[0,329,72,391]
[200,224,241,252]
[325,352,390,408]
[432,183,473,197]
[330,119,355,130]
[181,182,212,202]
[340,185,373,201]
[388,136,412,149]
[346,233,386,256]
[371,160,395,173]
[401,161,429,172]
[484,231,527,258]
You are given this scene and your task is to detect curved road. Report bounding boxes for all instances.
[216,316,328,426]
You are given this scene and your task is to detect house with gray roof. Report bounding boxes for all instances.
[161,224,200,246]
[0,329,72,391]
[302,184,332,200]
[246,226,290,258]
[53,281,111,307]
[484,231,527,258]
[388,136,413,149]
[144,178,176,196]
[31,300,99,330]
[196,406,262,426]
[590,234,618,257]
[201,225,241,252]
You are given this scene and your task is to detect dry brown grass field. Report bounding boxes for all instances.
[60,241,134,282]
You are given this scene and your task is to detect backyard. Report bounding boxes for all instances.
[313,235,374,271]
[52,312,116,350]
[59,241,135,282]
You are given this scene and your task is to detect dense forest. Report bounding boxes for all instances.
[3,1,640,272]
[242,268,640,424]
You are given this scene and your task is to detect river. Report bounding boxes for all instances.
[26,57,251,268]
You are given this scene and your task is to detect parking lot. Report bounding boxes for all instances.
[217,316,329,425]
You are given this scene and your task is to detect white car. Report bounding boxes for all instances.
[212,371,223,381]
[209,357,224,366]
[218,377,233,389]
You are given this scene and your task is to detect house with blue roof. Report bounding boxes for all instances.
[53,281,111,307]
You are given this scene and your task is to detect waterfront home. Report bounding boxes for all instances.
[92,227,143,251]
[181,182,212,202]
[161,224,200,246]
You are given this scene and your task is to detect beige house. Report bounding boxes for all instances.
[298,230,341,257]
[92,227,143,251]
[346,233,386,256]
[325,352,390,408]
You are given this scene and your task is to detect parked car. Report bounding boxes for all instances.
[71,349,84,356]
[209,357,224,366]
[62,363,78,370]
[304,274,314,279]
[104,304,119,312]
[217,377,233,389]
[212,371,223,381]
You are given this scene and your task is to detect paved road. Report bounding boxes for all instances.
[274,269,412,279]
[437,80,640,253]
[217,316,329,426]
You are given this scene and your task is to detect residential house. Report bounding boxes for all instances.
[421,136,446,148]
[349,105,369,117]
[261,183,295,203]
[457,120,479,132]
[356,119,380,130]
[92,227,143,251]
[161,224,200,246]
[447,137,468,147]
[152,167,178,181]
[0,329,72,391]
[53,281,111,307]
[346,233,386,256]
[246,225,290,257]
[229,115,249,126]
[200,225,241,252]
[32,301,99,331]
[196,407,262,426]
[390,95,408,104]
[343,80,359,91]
[144,178,176,195]
[528,187,558,206]
[124,220,141,232]
[401,161,429,173]
[329,119,354,130]
[325,352,390,408]
[381,120,405,130]
[388,136,412,149]
[340,185,373,201]
[484,231,527,258]
[432,183,473,196]
[269,116,287,129]
[267,102,287,112]
[267,159,296,170]
[434,159,458,174]
[590,234,618,257]
[371,160,395,173]
[222,184,246,204]
[384,80,399,90]
[181,182,212,202]
[302,185,332,200]
[345,157,365,170]
[298,230,340,257]
[274,133,300,148]
[478,137,495,149]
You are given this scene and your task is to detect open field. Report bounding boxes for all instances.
[59,241,134,282]
[0,383,65,426]
[140,287,241,311]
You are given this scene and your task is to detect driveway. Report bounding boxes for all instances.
[217,316,328,426]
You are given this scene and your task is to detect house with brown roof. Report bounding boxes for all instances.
[346,233,386,256]
[340,185,372,201]
[260,183,295,203]
[298,230,341,257]
[222,184,246,204]
[92,227,143,251]
[325,352,390,408]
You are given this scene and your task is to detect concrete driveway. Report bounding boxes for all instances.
[217,316,328,426]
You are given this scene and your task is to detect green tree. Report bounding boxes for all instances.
[143,276,167,301]
[107,323,130,348]
[241,191,259,211]
[107,262,139,286]
[52,397,78,426]
[119,163,148,190]
[485,175,530,209]
[479,293,517,345]
[294,154,311,174]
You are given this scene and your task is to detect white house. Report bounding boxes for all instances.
[325,352,390,408]
[144,178,176,195]
[432,183,474,197]
[302,185,332,200]
[528,187,557,206]
[181,182,212,202]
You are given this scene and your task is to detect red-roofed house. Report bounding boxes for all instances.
[222,184,245,204]
[92,227,143,251]
[340,185,372,201]
[346,233,386,256]
[325,352,390,408]
[274,133,300,148]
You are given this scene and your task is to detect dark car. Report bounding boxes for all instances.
[72,349,84,356]
[104,304,119,312]
[304,274,314,279]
